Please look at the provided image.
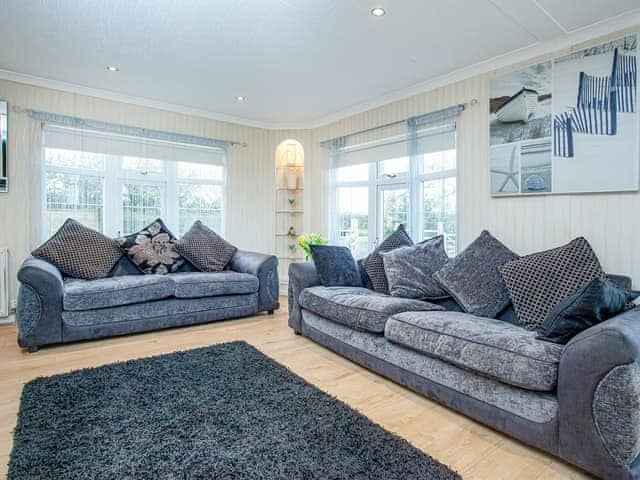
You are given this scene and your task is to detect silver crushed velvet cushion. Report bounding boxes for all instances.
[381,235,449,300]
[32,218,123,280]
[169,272,258,298]
[433,230,518,318]
[385,310,564,392]
[176,221,237,273]
[299,286,442,333]
[310,245,362,287]
[362,224,413,294]
[499,237,605,330]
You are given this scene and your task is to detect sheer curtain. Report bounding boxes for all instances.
[27,118,44,249]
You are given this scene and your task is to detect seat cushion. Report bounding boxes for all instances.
[385,311,564,391]
[299,286,443,333]
[169,272,258,298]
[64,275,174,311]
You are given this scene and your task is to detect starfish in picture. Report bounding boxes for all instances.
[491,144,519,193]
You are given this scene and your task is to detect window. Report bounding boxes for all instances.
[331,124,457,257]
[43,125,226,239]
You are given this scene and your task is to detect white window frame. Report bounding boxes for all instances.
[43,144,226,239]
[330,135,458,255]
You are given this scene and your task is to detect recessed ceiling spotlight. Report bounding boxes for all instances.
[370,6,385,16]
[106,65,119,72]
[235,96,246,102]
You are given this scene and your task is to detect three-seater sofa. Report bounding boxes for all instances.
[289,261,640,480]
[17,250,279,352]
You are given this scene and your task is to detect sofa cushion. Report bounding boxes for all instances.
[362,225,413,294]
[169,272,258,298]
[499,237,605,330]
[310,245,362,287]
[299,286,442,333]
[433,230,518,318]
[64,275,174,311]
[175,221,237,273]
[385,311,563,391]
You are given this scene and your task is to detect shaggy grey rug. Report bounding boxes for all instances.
[9,341,460,479]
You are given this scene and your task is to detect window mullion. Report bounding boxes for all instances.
[166,162,178,234]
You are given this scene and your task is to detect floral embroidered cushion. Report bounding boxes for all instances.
[118,219,186,274]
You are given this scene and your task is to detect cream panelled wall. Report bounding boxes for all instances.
[309,26,640,286]
[0,78,312,302]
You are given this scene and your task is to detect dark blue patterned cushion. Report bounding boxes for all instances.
[362,225,413,293]
[310,245,362,287]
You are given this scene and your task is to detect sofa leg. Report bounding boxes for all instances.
[27,345,39,354]
[267,309,274,315]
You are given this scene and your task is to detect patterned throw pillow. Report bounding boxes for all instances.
[362,225,413,293]
[499,237,605,330]
[32,218,122,280]
[175,221,237,272]
[310,245,362,287]
[381,235,449,300]
[118,219,186,275]
[433,230,518,318]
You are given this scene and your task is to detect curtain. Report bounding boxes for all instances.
[27,119,44,249]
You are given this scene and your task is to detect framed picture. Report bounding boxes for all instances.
[490,34,638,196]
[0,100,6,193]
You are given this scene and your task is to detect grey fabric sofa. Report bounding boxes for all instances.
[17,250,279,352]
[288,261,640,480]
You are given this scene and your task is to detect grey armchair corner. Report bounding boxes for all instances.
[229,250,280,313]
[287,262,321,333]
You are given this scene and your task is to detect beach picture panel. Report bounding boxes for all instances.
[491,142,521,195]
[0,101,7,193]
[552,34,638,193]
[521,138,552,194]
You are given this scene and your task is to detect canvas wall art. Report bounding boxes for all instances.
[490,34,638,196]
[0,101,7,193]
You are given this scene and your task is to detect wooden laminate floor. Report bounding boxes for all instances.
[0,300,591,479]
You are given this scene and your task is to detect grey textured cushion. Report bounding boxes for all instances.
[299,286,442,333]
[433,230,518,318]
[118,218,186,275]
[310,245,362,287]
[385,311,564,391]
[302,310,558,423]
[593,362,640,466]
[499,237,605,330]
[381,235,449,300]
[32,218,122,280]
[63,275,174,311]
[169,272,258,298]
[362,225,413,293]
[176,221,237,273]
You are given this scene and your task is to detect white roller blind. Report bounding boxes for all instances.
[334,123,455,168]
[43,124,226,166]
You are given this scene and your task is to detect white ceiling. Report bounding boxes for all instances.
[2,0,639,129]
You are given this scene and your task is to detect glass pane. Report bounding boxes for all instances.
[381,188,409,237]
[177,162,224,181]
[45,148,105,170]
[423,177,457,256]
[380,157,409,177]
[122,183,163,234]
[336,164,369,183]
[336,186,369,257]
[45,172,103,236]
[421,148,456,174]
[122,156,164,174]
[178,183,223,236]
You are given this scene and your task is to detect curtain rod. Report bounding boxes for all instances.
[11,105,247,148]
[320,100,477,148]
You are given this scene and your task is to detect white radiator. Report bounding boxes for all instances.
[0,248,8,317]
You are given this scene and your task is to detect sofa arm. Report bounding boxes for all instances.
[16,257,64,350]
[558,307,640,479]
[288,262,321,333]
[229,250,279,313]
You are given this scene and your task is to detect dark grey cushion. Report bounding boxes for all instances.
[118,218,186,275]
[63,275,174,311]
[537,277,639,344]
[381,235,449,300]
[169,272,258,298]
[433,230,518,318]
[310,245,362,287]
[176,221,237,273]
[499,237,605,330]
[299,286,442,333]
[32,218,122,280]
[385,311,564,391]
[362,225,413,294]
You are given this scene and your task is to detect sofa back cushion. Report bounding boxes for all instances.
[310,245,362,287]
